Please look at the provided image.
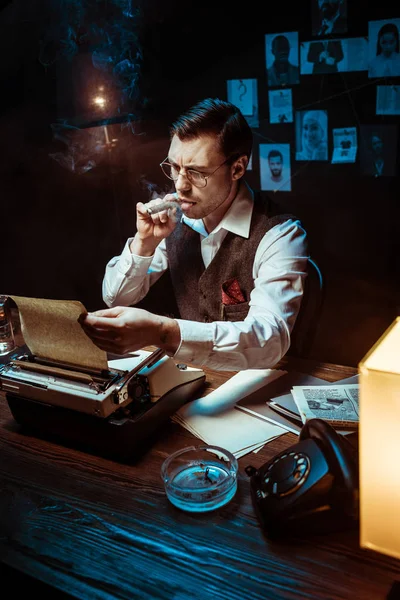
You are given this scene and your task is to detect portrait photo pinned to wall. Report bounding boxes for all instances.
[368,19,400,78]
[227,78,259,128]
[268,89,293,123]
[295,110,328,161]
[265,32,300,87]
[301,38,369,74]
[359,125,398,177]
[311,0,348,37]
[301,38,344,74]
[331,127,358,163]
[376,85,400,115]
[259,144,292,192]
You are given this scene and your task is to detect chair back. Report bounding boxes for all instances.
[288,257,325,358]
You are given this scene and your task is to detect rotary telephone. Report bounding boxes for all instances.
[245,418,359,537]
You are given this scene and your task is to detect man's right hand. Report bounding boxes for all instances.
[130,193,179,256]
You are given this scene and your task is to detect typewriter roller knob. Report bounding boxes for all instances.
[127,375,151,405]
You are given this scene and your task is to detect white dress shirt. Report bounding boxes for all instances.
[102,182,309,371]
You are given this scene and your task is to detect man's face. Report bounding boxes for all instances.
[371,135,383,155]
[268,157,283,177]
[272,38,290,63]
[167,134,237,220]
[318,0,340,19]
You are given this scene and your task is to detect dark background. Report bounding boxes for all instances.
[0,0,399,367]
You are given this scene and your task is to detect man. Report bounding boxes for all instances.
[262,148,291,192]
[268,150,284,184]
[307,39,344,74]
[364,132,387,177]
[313,0,347,36]
[81,98,308,371]
[267,35,299,87]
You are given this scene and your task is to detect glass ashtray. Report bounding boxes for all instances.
[161,445,238,513]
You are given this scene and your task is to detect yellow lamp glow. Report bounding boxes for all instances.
[359,316,400,560]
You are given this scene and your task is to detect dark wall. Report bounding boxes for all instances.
[0,0,399,366]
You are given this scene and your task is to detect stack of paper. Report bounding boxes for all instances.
[172,368,289,458]
[236,372,359,435]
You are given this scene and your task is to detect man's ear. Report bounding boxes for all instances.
[231,155,248,180]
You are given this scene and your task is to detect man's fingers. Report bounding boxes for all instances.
[91,307,122,318]
[82,309,122,326]
[81,326,120,341]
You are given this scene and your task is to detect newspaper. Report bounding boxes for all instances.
[331,127,358,164]
[291,384,359,428]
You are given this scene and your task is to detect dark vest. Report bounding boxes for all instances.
[165,195,296,323]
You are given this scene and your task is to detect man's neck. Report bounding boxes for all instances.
[203,180,241,234]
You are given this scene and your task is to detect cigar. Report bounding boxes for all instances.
[145,200,181,215]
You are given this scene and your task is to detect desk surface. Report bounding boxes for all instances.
[0,351,399,600]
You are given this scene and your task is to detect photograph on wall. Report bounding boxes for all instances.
[359,125,398,177]
[331,127,358,163]
[268,89,293,123]
[311,0,348,37]
[368,19,400,78]
[259,143,292,192]
[376,85,400,115]
[300,38,368,74]
[295,110,328,161]
[227,78,259,128]
[265,32,299,87]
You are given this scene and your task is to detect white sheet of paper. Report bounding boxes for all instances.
[174,408,286,456]
[108,350,152,371]
[172,369,287,456]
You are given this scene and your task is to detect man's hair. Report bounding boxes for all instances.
[170,98,253,161]
[376,23,400,55]
[272,35,290,53]
[268,149,283,161]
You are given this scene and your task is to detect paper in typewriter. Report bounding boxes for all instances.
[10,295,108,370]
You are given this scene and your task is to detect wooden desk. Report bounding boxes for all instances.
[0,352,399,600]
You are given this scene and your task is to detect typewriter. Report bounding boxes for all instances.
[0,346,206,460]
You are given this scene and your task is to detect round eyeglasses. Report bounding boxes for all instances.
[160,157,232,188]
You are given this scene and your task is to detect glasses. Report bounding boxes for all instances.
[160,157,232,188]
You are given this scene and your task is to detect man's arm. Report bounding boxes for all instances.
[81,307,181,356]
[307,42,322,64]
[102,194,179,307]
[102,237,168,308]
[83,220,308,371]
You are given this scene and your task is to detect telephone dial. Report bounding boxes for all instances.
[245,418,359,537]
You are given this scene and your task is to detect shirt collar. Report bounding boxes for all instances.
[181,180,254,239]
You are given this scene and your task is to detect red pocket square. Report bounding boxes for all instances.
[221,278,246,305]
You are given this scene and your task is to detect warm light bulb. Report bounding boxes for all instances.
[93,96,106,108]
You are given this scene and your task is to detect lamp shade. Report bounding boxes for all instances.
[359,317,400,560]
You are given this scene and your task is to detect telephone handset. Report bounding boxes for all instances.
[245,418,359,537]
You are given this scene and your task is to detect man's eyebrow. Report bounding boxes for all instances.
[168,158,209,171]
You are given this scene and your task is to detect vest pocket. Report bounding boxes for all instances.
[220,302,249,321]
